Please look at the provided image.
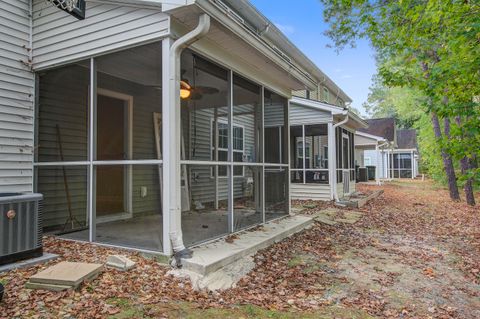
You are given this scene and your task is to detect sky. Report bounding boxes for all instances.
[250,0,377,115]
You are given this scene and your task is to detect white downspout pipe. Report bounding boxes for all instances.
[377,141,389,182]
[331,113,349,201]
[168,14,211,261]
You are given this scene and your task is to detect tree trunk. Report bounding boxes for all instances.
[431,113,460,201]
[462,158,476,206]
[455,116,476,206]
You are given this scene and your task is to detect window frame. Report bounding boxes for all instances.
[211,118,245,177]
[323,87,330,103]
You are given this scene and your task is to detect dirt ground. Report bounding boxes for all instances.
[1,179,479,319]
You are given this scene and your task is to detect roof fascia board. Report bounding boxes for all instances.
[225,0,352,102]
[356,131,386,141]
[162,0,196,11]
[194,0,317,90]
[291,96,345,115]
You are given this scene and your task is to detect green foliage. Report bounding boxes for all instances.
[321,0,480,193]
[363,76,426,129]
[363,78,446,181]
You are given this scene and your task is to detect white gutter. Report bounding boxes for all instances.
[331,113,349,201]
[168,13,211,261]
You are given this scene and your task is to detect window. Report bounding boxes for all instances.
[211,120,244,177]
[323,87,330,103]
[338,98,344,107]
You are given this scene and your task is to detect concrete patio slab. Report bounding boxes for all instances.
[0,253,58,273]
[29,262,103,289]
[181,215,314,276]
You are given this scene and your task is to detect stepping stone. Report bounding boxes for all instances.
[25,281,73,292]
[28,262,103,291]
[106,255,135,271]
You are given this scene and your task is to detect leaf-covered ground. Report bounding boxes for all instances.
[1,180,478,318]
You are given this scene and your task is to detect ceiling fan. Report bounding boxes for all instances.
[180,68,219,100]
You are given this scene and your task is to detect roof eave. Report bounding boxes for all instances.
[218,0,353,102]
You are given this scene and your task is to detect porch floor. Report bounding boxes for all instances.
[60,210,286,252]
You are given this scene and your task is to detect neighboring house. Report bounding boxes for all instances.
[355,118,419,181]
[392,129,419,179]
[356,118,397,181]
[289,97,367,201]
[0,0,356,257]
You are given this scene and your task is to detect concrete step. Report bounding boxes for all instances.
[181,215,314,276]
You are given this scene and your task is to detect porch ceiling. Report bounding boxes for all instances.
[169,5,312,94]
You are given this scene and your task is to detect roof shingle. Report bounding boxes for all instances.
[396,129,417,149]
[358,118,396,142]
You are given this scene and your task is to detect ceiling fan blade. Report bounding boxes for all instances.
[195,86,220,94]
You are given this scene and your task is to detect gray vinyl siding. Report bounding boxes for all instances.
[31,0,169,70]
[355,134,377,146]
[0,0,35,193]
[37,68,162,228]
[264,103,285,128]
[289,103,332,125]
[290,184,331,201]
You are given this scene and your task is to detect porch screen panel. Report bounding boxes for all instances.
[37,61,90,162]
[336,127,343,183]
[349,131,355,181]
[181,50,229,162]
[181,164,229,246]
[399,153,412,178]
[265,166,288,221]
[290,125,304,183]
[263,87,288,225]
[304,124,329,184]
[36,61,91,235]
[232,74,263,231]
[35,166,88,234]
[94,165,163,252]
[85,43,165,252]
[95,43,163,161]
[180,50,231,245]
[393,154,400,178]
[264,90,288,164]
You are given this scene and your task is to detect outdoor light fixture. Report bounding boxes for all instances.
[180,80,191,99]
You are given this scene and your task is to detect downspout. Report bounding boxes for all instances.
[168,14,211,262]
[377,141,389,182]
[331,112,349,201]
